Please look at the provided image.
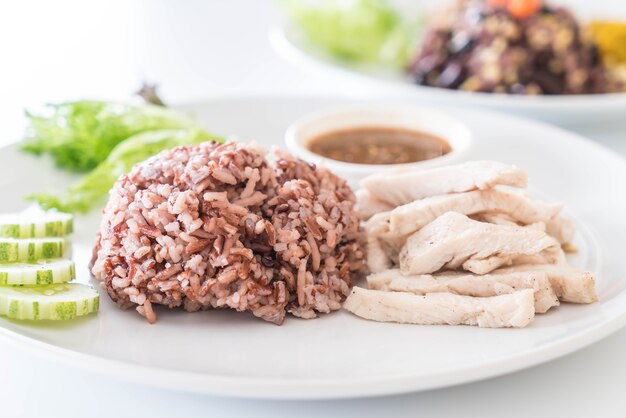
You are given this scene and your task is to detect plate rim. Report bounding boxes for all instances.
[3,308,626,400]
[1,96,626,400]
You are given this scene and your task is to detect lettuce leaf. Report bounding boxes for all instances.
[283,0,417,68]
[22,101,198,171]
[28,128,221,213]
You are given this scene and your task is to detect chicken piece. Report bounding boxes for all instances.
[399,212,560,275]
[365,211,408,270]
[367,269,558,313]
[369,215,555,274]
[389,189,562,236]
[463,246,567,275]
[473,214,548,229]
[343,287,535,328]
[360,161,528,207]
[472,212,519,226]
[365,212,394,273]
[355,188,393,220]
[462,254,515,274]
[495,264,597,303]
[513,247,566,265]
[477,212,575,245]
[546,216,576,245]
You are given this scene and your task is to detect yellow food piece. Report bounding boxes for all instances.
[587,21,626,64]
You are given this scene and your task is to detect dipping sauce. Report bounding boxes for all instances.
[307,127,452,165]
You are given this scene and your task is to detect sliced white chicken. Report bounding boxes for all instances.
[513,247,566,265]
[389,189,562,236]
[343,287,535,328]
[355,188,393,220]
[470,212,576,245]
[476,211,574,245]
[472,212,519,226]
[360,160,528,207]
[367,269,559,313]
[462,254,516,274]
[546,216,576,245]
[477,213,574,245]
[365,212,394,273]
[399,212,560,275]
[461,246,564,274]
[495,264,597,303]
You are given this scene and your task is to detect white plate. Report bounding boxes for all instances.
[1,96,626,400]
[269,25,626,125]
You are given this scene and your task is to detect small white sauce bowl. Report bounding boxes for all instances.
[285,104,473,186]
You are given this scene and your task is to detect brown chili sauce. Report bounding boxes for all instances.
[307,127,451,165]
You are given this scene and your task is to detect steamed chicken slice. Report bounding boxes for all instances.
[460,245,565,274]
[512,247,566,266]
[475,212,575,246]
[389,189,562,236]
[360,160,528,207]
[365,212,395,273]
[355,188,393,220]
[461,254,517,275]
[365,212,408,272]
[495,264,597,303]
[344,287,535,328]
[399,212,561,275]
[367,269,559,313]
[546,216,576,245]
[475,212,574,245]
[472,212,519,226]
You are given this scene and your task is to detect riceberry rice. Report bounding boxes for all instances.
[91,142,365,324]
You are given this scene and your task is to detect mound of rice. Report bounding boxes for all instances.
[91,141,364,324]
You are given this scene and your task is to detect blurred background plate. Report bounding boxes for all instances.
[270,0,626,125]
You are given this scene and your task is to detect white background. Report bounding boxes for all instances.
[1,1,626,417]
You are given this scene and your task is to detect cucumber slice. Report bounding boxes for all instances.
[0,259,75,285]
[0,238,69,263]
[0,212,73,238]
[0,283,99,320]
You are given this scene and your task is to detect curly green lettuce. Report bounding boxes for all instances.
[283,0,418,68]
[22,101,198,171]
[29,129,221,213]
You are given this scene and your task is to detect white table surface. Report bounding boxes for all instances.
[1,1,625,417]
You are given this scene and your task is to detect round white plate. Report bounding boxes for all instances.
[269,25,626,125]
[1,96,626,400]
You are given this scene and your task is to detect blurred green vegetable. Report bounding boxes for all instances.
[22,101,197,171]
[282,0,418,68]
[29,129,221,213]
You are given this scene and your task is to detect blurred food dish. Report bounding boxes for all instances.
[273,0,626,123]
[409,0,623,95]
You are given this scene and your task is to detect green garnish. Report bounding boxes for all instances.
[28,128,221,213]
[22,101,198,171]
